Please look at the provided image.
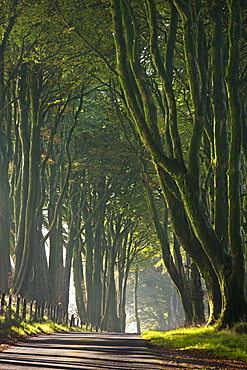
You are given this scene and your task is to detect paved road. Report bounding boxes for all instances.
[0,332,163,369]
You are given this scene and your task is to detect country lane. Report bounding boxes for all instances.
[0,332,164,369]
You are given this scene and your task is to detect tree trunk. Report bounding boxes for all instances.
[221,0,247,327]
[0,13,16,292]
[13,65,42,297]
[73,240,87,322]
[14,64,30,278]
[100,235,121,332]
[48,154,60,304]
[134,267,141,334]
[211,2,229,248]
[158,167,221,324]
[190,262,205,325]
[83,201,94,323]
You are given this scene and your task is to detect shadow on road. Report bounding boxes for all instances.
[0,332,163,369]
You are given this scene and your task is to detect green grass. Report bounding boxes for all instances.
[141,325,247,362]
[0,317,84,345]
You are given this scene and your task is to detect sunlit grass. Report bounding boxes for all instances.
[141,325,247,362]
[0,317,84,345]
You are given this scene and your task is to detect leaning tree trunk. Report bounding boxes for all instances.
[158,167,221,324]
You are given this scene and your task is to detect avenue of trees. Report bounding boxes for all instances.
[0,0,247,331]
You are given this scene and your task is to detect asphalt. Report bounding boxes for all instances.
[0,332,163,369]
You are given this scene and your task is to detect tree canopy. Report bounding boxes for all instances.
[0,0,247,331]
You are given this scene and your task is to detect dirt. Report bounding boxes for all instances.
[146,342,247,369]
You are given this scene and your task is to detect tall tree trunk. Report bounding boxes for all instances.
[190,262,205,325]
[93,217,104,328]
[0,11,16,292]
[83,201,94,323]
[48,154,60,304]
[32,209,53,302]
[73,239,87,322]
[222,0,247,326]
[13,65,42,297]
[14,64,30,278]
[134,267,141,334]
[100,235,121,332]
[211,1,229,248]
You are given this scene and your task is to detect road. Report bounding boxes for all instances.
[0,332,163,369]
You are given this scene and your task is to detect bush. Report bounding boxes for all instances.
[232,322,247,334]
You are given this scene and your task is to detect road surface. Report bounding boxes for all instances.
[0,332,163,369]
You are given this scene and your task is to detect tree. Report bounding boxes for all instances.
[140,156,205,326]
[0,0,19,292]
[110,0,247,327]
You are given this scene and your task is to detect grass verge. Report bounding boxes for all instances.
[141,325,247,362]
[0,317,83,347]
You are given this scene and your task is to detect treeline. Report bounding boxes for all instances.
[0,292,79,327]
[0,0,165,333]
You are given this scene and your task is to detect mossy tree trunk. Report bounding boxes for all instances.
[158,167,221,324]
[211,2,229,249]
[0,8,17,292]
[14,64,30,279]
[222,0,247,326]
[13,64,42,297]
[141,163,194,326]
[13,64,43,297]
[190,262,205,325]
[140,155,217,324]
[100,215,126,332]
[48,151,61,304]
[82,199,94,323]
